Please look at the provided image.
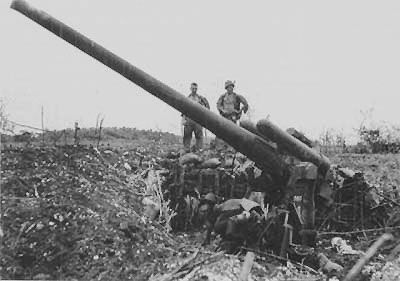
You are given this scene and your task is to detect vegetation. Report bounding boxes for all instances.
[1,127,181,147]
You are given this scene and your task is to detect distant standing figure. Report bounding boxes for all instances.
[182,83,210,152]
[217,80,249,123]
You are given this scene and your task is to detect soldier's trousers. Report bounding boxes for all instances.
[183,120,203,151]
[221,113,240,124]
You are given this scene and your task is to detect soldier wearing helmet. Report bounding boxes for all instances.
[198,192,217,227]
[182,82,210,152]
[217,80,249,123]
[201,196,264,251]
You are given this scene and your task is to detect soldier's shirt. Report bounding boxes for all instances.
[220,93,237,113]
[218,92,249,115]
[183,93,207,123]
[188,93,205,106]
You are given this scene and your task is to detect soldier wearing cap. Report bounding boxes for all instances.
[182,83,210,152]
[217,80,249,123]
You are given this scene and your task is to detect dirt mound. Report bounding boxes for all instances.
[1,145,181,280]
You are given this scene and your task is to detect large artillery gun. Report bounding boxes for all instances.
[11,0,373,251]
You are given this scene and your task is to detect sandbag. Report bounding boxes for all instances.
[222,158,241,168]
[240,198,261,212]
[215,199,243,213]
[179,153,203,165]
[214,198,261,216]
[200,158,221,169]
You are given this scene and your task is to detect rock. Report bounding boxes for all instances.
[318,253,344,274]
[331,237,361,255]
[124,163,132,170]
[142,197,160,220]
[144,204,160,221]
[36,222,45,230]
[33,273,51,280]
[222,158,240,168]
[120,221,129,230]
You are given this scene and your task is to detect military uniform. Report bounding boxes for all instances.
[202,197,263,250]
[217,81,249,123]
[183,92,210,151]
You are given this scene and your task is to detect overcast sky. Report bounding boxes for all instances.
[1,0,400,141]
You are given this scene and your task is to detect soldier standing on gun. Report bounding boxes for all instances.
[182,83,210,152]
[217,80,249,123]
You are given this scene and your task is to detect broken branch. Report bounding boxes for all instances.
[343,233,393,281]
[318,226,400,236]
[239,251,255,281]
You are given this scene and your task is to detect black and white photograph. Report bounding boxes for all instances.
[1,1,400,280]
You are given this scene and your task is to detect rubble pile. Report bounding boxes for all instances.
[316,165,390,232]
[331,153,400,230]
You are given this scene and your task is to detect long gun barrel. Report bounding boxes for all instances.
[241,119,331,174]
[239,120,267,140]
[10,0,290,183]
[257,119,331,173]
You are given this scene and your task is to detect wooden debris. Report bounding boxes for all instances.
[343,233,393,281]
[387,243,400,261]
[11,221,28,250]
[239,251,255,281]
[318,253,344,274]
[318,226,400,236]
[241,247,319,275]
[181,266,201,281]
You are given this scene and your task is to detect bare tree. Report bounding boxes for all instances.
[0,99,15,134]
[74,121,80,145]
[97,115,105,148]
